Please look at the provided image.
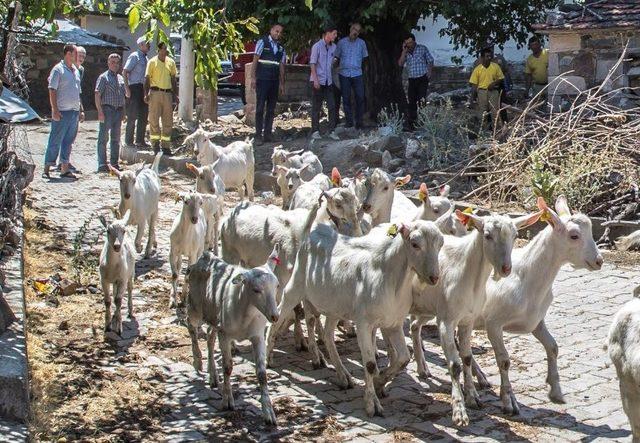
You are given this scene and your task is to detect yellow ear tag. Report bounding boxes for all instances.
[540,210,551,222]
[418,191,427,202]
[387,224,399,237]
[331,178,339,187]
[462,207,474,229]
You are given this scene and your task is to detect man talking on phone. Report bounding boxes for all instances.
[398,33,433,130]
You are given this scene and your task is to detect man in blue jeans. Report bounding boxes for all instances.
[335,22,368,129]
[43,44,82,179]
[95,54,126,172]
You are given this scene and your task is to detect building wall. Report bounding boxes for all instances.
[80,15,139,60]
[546,30,640,108]
[16,42,124,115]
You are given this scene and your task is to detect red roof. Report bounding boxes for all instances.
[535,0,640,31]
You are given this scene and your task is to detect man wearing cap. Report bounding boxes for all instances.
[251,23,286,145]
[124,37,150,149]
[144,41,178,155]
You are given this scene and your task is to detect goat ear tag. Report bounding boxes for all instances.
[387,224,399,237]
[231,274,244,285]
[540,210,551,222]
[418,191,427,202]
[270,256,281,266]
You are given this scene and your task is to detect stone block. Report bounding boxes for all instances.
[548,75,586,95]
[549,33,582,52]
[548,52,559,76]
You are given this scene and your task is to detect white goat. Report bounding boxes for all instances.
[609,287,640,443]
[288,167,339,210]
[266,204,444,417]
[210,139,255,201]
[274,164,318,209]
[616,230,640,251]
[270,145,323,181]
[185,245,281,425]
[360,168,411,226]
[186,162,226,219]
[109,153,162,258]
[98,210,135,336]
[169,192,206,308]
[221,203,312,351]
[458,197,602,415]
[184,126,234,165]
[410,209,541,426]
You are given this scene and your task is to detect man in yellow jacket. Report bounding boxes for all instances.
[469,47,505,131]
[144,41,178,155]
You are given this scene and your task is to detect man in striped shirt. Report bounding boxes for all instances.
[398,33,434,129]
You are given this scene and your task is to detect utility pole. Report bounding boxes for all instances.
[178,36,194,121]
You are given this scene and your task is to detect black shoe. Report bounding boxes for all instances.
[254,135,263,146]
[136,142,152,149]
[263,135,273,143]
[59,171,78,180]
[97,165,109,173]
[161,148,172,156]
[57,163,81,173]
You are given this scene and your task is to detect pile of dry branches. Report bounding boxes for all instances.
[456,81,640,217]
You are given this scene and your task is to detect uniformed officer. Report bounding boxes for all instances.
[251,23,286,145]
[144,41,178,155]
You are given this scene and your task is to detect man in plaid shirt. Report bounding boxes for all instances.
[398,33,434,129]
[94,53,126,172]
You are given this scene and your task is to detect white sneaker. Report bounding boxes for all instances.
[328,131,340,141]
[311,131,322,140]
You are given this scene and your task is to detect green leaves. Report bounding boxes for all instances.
[128,5,140,33]
[127,0,258,91]
[305,0,313,10]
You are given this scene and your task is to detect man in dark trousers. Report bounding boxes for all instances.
[251,23,286,145]
[398,33,434,129]
[123,37,150,148]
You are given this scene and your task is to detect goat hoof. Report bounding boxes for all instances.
[417,370,432,381]
[221,396,235,411]
[295,341,309,353]
[262,404,277,426]
[135,244,143,254]
[209,378,218,389]
[548,390,565,404]
[452,402,470,427]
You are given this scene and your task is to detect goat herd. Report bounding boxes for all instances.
[96,128,640,438]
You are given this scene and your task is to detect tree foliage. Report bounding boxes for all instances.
[128,0,258,90]
[229,0,558,52]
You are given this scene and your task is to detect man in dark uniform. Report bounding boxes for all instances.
[251,23,286,145]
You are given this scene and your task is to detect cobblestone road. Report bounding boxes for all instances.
[22,120,638,442]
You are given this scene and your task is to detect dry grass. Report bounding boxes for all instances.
[440,53,640,216]
[23,207,169,440]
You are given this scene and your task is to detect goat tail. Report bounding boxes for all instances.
[615,230,640,251]
[151,151,163,174]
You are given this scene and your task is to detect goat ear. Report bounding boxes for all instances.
[300,163,311,174]
[417,183,429,203]
[231,273,246,285]
[537,197,563,229]
[276,166,288,175]
[455,209,483,230]
[398,223,411,239]
[272,145,282,153]
[267,244,281,271]
[108,164,121,178]
[186,162,199,176]
[440,184,450,197]
[394,174,411,189]
[513,210,544,230]
[121,209,131,225]
[555,195,571,217]
[331,167,342,187]
[98,215,108,229]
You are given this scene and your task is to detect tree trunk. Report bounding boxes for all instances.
[196,87,218,122]
[364,21,407,123]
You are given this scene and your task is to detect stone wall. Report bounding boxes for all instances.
[546,30,640,109]
[244,63,311,126]
[16,42,124,116]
